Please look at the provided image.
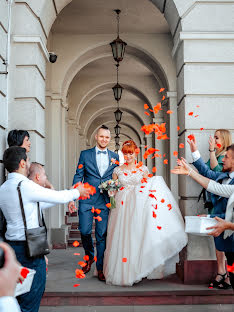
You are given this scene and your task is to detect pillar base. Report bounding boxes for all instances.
[177,260,217,284]
[51,225,69,249]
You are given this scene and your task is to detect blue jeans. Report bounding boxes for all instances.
[78,207,109,271]
[7,241,46,312]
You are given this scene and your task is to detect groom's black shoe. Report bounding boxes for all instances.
[98,270,106,282]
[82,258,94,274]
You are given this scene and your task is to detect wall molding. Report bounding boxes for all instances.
[13,35,49,61]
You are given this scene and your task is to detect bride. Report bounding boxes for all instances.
[103,140,188,286]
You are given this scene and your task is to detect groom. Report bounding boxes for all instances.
[71,125,119,281]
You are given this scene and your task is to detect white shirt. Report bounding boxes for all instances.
[96,146,109,177]
[0,173,80,241]
[191,150,234,184]
[0,297,21,312]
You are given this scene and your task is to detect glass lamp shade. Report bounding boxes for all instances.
[112,83,123,102]
[114,108,123,123]
[114,124,121,136]
[110,36,127,63]
[114,135,120,144]
[115,143,120,151]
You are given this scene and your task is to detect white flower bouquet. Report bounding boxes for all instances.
[98,179,122,209]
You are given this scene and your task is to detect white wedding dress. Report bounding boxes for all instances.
[103,165,188,286]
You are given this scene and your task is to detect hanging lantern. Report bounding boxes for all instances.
[110,10,127,63]
[114,135,120,144]
[115,143,120,151]
[114,107,123,123]
[112,63,123,101]
[112,83,123,102]
[114,124,121,136]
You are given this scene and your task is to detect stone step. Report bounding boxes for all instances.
[69,229,95,238]
[40,304,234,312]
[41,289,234,307]
[67,238,96,247]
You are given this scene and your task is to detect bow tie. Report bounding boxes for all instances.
[97,150,107,154]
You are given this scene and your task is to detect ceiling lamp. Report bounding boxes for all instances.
[112,63,123,102]
[114,135,120,144]
[114,124,121,136]
[110,9,127,63]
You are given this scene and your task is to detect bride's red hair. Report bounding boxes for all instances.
[122,140,138,154]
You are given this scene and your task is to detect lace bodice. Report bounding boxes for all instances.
[113,165,149,186]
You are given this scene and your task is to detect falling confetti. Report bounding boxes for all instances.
[73,241,80,247]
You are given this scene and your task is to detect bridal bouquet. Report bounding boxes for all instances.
[98,179,122,209]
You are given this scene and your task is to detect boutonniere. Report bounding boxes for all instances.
[110,158,119,166]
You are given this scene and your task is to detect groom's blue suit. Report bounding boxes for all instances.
[73,147,119,271]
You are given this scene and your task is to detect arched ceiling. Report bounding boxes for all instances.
[52,0,170,34]
[49,0,173,149]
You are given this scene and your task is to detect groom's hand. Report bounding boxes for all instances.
[68,201,77,214]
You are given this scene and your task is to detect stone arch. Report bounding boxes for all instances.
[76,82,153,124]
[89,121,142,147]
[82,105,145,137]
[61,42,173,105]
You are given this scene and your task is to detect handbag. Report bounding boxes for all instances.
[17,181,50,257]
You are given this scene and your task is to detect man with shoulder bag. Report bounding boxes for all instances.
[0,146,91,312]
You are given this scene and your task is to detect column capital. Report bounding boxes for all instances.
[166,91,177,98]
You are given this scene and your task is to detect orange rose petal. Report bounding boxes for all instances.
[188,134,195,141]
[148,174,153,178]
[173,151,178,157]
[157,226,162,230]
[167,204,172,210]
[73,241,80,247]
[94,256,97,262]
[144,111,150,116]
[83,255,89,261]
[73,284,80,287]
[200,128,204,131]
[163,159,168,164]
[179,143,184,148]
[122,258,127,262]
[217,143,222,148]
[159,88,165,93]
[78,164,83,169]
[95,208,101,214]
[167,110,173,114]
[78,261,87,268]
[177,126,180,131]
[106,203,111,208]
[144,104,149,109]
[188,112,193,116]
[161,199,165,203]
[152,211,157,218]
[121,201,124,205]
[152,167,157,173]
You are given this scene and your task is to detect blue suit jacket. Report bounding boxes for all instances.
[193,157,234,252]
[73,147,119,211]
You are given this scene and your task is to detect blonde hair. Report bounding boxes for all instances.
[215,129,232,157]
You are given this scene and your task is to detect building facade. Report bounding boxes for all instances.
[0,0,234,283]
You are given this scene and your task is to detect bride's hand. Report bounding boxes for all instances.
[108,190,117,197]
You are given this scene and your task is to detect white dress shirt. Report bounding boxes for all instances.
[0,173,80,241]
[207,180,234,238]
[95,146,109,177]
[0,296,21,312]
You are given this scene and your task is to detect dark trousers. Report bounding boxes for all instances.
[225,252,234,289]
[78,207,109,271]
[7,241,46,312]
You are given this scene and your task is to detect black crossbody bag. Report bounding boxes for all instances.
[17,181,50,257]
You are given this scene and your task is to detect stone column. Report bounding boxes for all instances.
[140,144,145,163]
[167,91,178,199]
[145,134,153,172]
[174,30,234,283]
[67,119,79,186]
[153,117,164,178]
